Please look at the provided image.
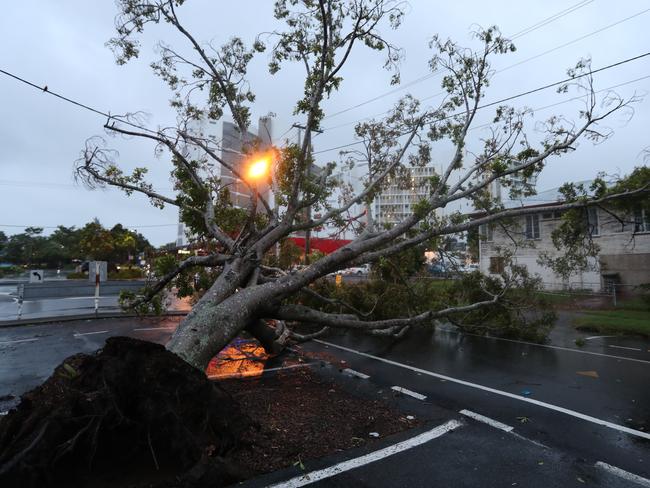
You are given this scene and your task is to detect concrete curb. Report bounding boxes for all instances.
[0,311,189,328]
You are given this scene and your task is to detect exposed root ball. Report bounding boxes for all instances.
[0,336,251,487]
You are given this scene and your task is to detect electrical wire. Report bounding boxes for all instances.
[320,0,596,121]
[322,6,650,131]
[312,51,650,155]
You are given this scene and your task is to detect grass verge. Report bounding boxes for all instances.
[573,309,650,337]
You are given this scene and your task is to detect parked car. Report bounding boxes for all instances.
[341,265,370,276]
[427,262,448,277]
[458,263,480,274]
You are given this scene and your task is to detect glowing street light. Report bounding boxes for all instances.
[247,156,270,182]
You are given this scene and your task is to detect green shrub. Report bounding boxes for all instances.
[66,272,87,280]
[0,266,22,278]
[109,267,145,280]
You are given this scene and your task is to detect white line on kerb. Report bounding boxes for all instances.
[315,339,650,441]
[73,330,108,337]
[267,420,463,488]
[608,345,642,352]
[458,331,650,365]
[460,409,514,432]
[391,386,427,401]
[343,368,370,379]
[595,461,650,487]
[133,327,177,332]
[0,338,39,345]
[207,363,313,380]
[584,335,617,341]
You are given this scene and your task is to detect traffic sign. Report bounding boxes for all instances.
[29,269,44,283]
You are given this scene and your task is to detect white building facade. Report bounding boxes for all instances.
[478,190,650,291]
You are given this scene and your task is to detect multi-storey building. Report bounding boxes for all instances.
[175,116,273,247]
[373,165,438,227]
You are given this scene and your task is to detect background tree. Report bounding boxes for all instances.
[75,0,649,371]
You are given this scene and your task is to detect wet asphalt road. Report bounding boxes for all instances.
[1,317,649,486]
[292,328,650,486]
[0,316,181,411]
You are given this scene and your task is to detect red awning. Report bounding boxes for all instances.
[289,237,352,254]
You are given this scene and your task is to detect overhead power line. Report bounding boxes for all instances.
[321,0,596,121]
[322,6,650,131]
[0,68,158,136]
[312,51,650,155]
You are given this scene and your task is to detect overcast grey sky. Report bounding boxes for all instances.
[1,0,648,245]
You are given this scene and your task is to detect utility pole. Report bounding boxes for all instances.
[291,124,323,265]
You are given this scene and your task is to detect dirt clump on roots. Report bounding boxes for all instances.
[0,336,251,488]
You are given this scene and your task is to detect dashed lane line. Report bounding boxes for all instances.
[595,461,650,487]
[315,339,650,441]
[454,331,650,364]
[73,330,108,337]
[343,368,370,379]
[267,420,463,487]
[608,345,643,352]
[460,409,514,432]
[584,335,618,341]
[391,386,427,401]
[0,338,39,345]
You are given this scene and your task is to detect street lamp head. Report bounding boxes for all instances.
[246,156,270,182]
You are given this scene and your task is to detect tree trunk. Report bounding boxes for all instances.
[166,260,252,370]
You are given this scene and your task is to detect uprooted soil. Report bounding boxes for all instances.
[0,337,418,487]
[0,336,251,488]
[223,367,418,475]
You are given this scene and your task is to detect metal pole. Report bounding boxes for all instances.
[94,262,100,315]
[17,284,24,320]
[612,283,617,308]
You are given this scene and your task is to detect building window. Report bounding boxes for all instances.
[634,206,650,233]
[525,214,540,240]
[480,224,494,242]
[489,256,505,274]
[587,207,599,236]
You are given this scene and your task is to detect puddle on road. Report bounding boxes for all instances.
[205,338,305,380]
[206,339,270,379]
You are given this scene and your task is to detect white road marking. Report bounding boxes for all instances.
[391,386,427,401]
[343,368,370,379]
[267,420,463,487]
[608,345,642,352]
[460,409,514,432]
[453,331,650,365]
[584,335,618,341]
[0,338,39,345]
[315,339,650,441]
[595,461,650,487]
[207,363,313,380]
[73,330,108,337]
[510,431,550,450]
[0,411,8,416]
[133,326,177,332]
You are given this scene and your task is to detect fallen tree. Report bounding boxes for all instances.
[69,0,649,370]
